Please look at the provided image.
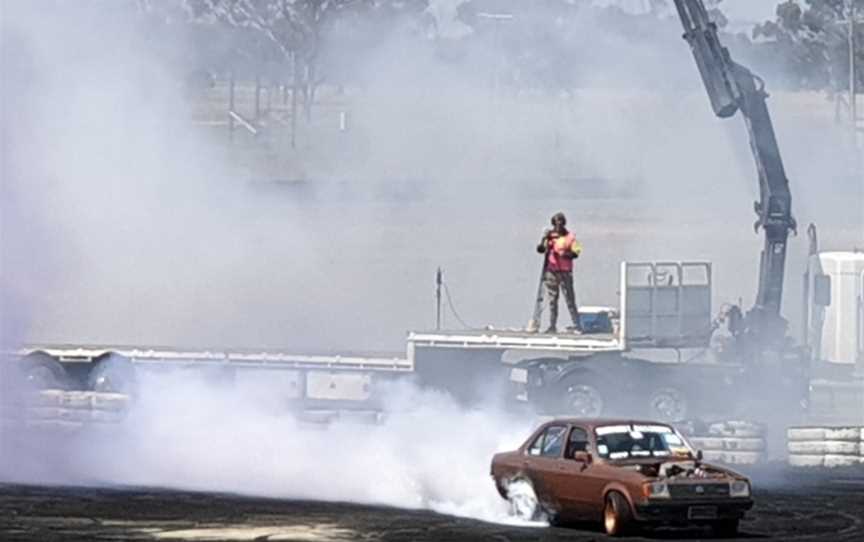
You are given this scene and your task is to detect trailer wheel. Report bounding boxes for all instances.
[561,383,604,417]
[648,387,689,422]
[87,354,137,395]
[21,352,69,390]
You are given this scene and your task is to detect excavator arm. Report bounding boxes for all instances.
[674,0,796,338]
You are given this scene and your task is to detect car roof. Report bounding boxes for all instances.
[539,418,676,430]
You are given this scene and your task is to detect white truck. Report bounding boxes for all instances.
[801,227,864,424]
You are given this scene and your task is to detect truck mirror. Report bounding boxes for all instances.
[814,275,831,306]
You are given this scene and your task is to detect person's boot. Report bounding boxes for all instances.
[568,311,583,334]
[547,307,558,335]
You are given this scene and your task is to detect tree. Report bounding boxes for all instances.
[185,0,361,121]
[316,0,432,89]
[753,0,864,93]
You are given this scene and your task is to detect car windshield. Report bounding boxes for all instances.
[594,424,693,460]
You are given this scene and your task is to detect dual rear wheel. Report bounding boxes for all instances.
[20,352,136,394]
[559,379,689,422]
[21,353,69,390]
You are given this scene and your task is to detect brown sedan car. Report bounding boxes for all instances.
[491,419,753,536]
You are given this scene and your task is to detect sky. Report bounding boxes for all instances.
[722,0,778,23]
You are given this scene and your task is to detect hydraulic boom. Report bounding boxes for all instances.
[674,0,797,340]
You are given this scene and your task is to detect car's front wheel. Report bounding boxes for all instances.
[603,492,634,536]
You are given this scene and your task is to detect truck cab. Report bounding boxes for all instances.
[803,251,864,372]
[802,250,864,423]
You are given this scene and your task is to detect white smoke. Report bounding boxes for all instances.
[1,372,546,526]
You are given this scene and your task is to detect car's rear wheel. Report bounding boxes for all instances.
[603,492,634,537]
[711,518,739,538]
[506,478,544,522]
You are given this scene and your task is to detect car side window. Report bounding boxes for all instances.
[567,427,589,458]
[528,432,544,456]
[541,426,567,458]
[527,425,567,458]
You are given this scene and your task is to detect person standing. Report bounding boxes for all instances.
[536,212,582,334]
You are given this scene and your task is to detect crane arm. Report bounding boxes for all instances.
[674,0,796,320]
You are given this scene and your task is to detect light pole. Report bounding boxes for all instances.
[476,12,514,104]
[848,0,858,130]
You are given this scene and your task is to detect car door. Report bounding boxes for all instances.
[556,425,609,519]
[551,425,595,518]
[523,424,568,512]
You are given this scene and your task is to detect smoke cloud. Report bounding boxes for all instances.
[1,372,545,526]
[3,1,860,353]
[0,0,861,523]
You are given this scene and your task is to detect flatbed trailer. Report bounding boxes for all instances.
[7,330,621,411]
[5,345,412,411]
[1,261,807,426]
[22,345,411,371]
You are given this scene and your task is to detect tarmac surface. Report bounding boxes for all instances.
[1,473,863,542]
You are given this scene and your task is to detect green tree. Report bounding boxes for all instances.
[184,0,363,120]
[753,0,864,92]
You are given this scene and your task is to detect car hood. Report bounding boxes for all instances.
[609,457,743,480]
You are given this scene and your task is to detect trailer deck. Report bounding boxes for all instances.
[407,329,622,353]
[18,346,413,372]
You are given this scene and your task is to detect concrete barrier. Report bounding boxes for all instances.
[787,426,864,468]
[687,421,767,465]
[0,390,130,431]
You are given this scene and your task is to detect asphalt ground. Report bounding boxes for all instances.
[1,473,863,542]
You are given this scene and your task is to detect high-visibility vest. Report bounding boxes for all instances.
[547,232,581,272]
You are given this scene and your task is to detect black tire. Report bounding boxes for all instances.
[603,491,634,537]
[506,478,545,522]
[558,375,605,417]
[546,512,567,528]
[494,478,508,500]
[21,352,70,390]
[711,518,739,538]
[647,386,689,422]
[87,354,137,395]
